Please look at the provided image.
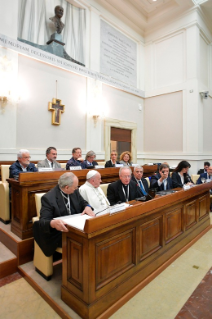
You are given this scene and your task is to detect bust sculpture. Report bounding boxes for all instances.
[49,5,65,34]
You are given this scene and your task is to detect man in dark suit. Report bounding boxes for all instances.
[9,149,37,178]
[66,147,84,169]
[197,166,212,184]
[150,164,173,191]
[197,161,210,175]
[33,172,94,257]
[107,167,143,206]
[131,165,149,195]
[81,150,98,169]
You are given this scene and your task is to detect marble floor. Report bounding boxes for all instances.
[1,228,212,319]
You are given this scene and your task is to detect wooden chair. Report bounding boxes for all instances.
[0,165,10,223]
[33,193,62,281]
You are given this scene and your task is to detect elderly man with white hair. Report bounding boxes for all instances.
[9,149,37,178]
[79,170,110,213]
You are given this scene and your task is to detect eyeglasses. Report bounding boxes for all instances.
[22,156,31,159]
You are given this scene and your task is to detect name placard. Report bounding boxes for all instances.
[94,165,104,169]
[115,164,124,167]
[69,166,82,170]
[38,167,53,172]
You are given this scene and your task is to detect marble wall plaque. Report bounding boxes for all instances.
[100,20,137,87]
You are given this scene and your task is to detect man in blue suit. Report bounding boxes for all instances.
[196,166,212,184]
[9,149,37,178]
[150,164,173,191]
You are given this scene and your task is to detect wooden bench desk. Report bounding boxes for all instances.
[7,165,157,239]
[61,183,211,318]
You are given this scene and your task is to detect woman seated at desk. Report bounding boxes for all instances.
[171,160,194,188]
[119,151,133,166]
[105,150,120,167]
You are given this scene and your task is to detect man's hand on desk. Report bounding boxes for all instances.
[81,206,95,217]
[50,219,69,232]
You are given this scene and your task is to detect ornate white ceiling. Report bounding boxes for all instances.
[94,0,212,36]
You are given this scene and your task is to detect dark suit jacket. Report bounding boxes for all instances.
[81,160,98,169]
[196,172,208,184]
[150,173,173,191]
[9,160,37,178]
[131,175,149,195]
[107,180,143,206]
[197,169,205,175]
[33,185,90,256]
[171,172,193,188]
[66,157,82,170]
[105,160,120,168]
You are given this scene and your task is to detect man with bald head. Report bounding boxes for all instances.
[33,172,94,257]
[79,170,110,213]
[107,167,142,206]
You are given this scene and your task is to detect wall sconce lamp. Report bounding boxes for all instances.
[93,114,99,126]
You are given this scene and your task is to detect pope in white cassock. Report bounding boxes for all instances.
[79,170,110,214]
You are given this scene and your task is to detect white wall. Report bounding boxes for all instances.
[0,0,145,161]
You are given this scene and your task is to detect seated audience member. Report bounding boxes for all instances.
[37,147,61,169]
[119,151,133,166]
[196,166,212,184]
[9,149,37,178]
[197,161,210,175]
[107,167,142,206]
[79,170,110,212]
[66,147,84,169]
[171,161,194,188]
[105,150,120,167]
[33,172,94,257]
[81,151,98,169]
[131,166,149,195]
[150,164,173,191]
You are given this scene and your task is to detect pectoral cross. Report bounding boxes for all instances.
[48,98,65,125]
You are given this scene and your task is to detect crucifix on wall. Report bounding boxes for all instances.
[48,98,65,125]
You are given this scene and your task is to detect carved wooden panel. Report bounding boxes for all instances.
[165,207,183,244]
[139,217,162,261]
[185,200,197,230]
[199,194,208,219]
[67,238,83,290]
[13,189,20,222]
[96,229,135,289]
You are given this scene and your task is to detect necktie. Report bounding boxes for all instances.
[163,180,167,190]
[139,180,147,196]
[51,162,53,168]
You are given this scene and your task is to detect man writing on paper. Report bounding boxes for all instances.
[33,172,94,257]
[107,167,143,206]
[79,170,110,214]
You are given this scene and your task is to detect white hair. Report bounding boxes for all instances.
[58,172,76,188]
[17,149,30,158]
[119,166,132,176]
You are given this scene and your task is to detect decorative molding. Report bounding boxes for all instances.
[104,118,137,162]
[0,34,144,98]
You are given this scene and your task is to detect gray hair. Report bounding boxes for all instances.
[134,165,143,171]
[58,172,76,188]
[85,150,96,160]
[119,166,132,176]
[17,149,30,158]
